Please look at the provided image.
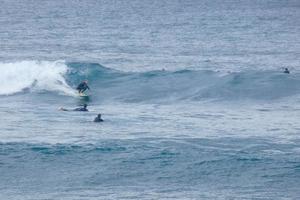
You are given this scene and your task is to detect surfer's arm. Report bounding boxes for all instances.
[59,107,69,111]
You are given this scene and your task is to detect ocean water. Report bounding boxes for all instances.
[1,0,300,199]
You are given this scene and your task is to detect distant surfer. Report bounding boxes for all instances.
[76,80,90,94]
[94,114,104,122]
[59,104,89,111]
[283,68,290,74]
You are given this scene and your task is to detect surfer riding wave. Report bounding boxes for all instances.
[76,80,90,94]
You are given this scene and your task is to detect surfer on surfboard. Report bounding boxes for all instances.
[59,104,89,111]
[76,80,90,94]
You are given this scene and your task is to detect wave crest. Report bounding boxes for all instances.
[1,60,299,102]
[0,60,76,96]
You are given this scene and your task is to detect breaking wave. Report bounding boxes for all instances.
[0,60,76,96]
[1,60,299,102]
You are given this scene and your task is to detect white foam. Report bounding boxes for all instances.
[0,60,76,96]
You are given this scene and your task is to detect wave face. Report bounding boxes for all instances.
[1,61,300,102]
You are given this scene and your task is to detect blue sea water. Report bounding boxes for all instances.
[1,0,300,199]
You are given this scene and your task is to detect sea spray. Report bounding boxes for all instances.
[0,60,76,96]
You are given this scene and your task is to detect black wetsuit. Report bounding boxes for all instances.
[94,116,104,122]
[73,107,88,111]
[76,82,90,93]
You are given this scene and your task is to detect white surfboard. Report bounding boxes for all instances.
[79,92,89,97]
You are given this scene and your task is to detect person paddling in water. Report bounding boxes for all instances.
[94,114,104,122]
[59,104,89,112]
[76,80,90,94]
[283,68,290,74]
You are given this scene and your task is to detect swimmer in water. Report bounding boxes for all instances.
[94,114,104,122]
[283,68,290,74]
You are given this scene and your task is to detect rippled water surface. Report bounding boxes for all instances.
[1,0,300,199]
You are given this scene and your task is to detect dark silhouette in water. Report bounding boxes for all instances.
[59,104,89,111]
[94,114,104,122]
[284,68,290,74]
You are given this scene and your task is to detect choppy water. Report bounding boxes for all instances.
[1,0,300,199]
